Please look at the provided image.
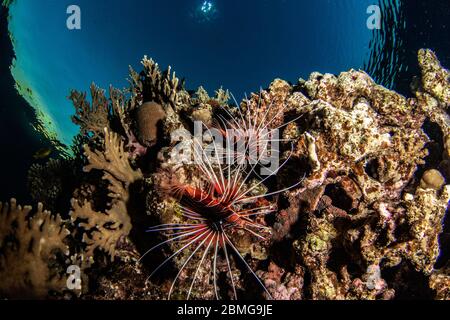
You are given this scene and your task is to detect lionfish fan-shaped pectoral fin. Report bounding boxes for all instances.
[169,185,187,200]
[140,225,209,263]
[168,230,214,300]
[155,171,186,200]
[223,232,273,300]
[210,118,228,137]
[146,228,211,283]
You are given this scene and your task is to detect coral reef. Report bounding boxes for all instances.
[135,101,166,147]
[0,199,70,299]
[70,84,111,138]
[0,49,449,300]
[27,158,77,212]
[71,128,143,260]
[429,264,450,300]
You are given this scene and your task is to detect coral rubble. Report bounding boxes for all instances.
[0,49,449,300]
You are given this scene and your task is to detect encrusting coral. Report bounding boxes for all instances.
[0,49,449,300]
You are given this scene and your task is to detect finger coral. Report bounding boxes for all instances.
[0,199,70,299]
[117,50,450,299]
[129,57,189,137]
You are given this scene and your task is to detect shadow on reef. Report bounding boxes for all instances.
[0,50,450,300]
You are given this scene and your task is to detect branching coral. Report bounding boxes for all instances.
[83,128,143,185]
[70,128,143,260]
[70,199,130,259]
[128,56,191,136]
[138,50,450,300]
[0,199,70,298]
[109,86,147,158]
[70,83,111,137]
[129,56,190,111]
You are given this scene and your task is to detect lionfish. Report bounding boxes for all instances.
[141,93,303,300]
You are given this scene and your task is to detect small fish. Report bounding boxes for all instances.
[33,147,52,160]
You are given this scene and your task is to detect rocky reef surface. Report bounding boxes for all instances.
[0,49,449,300]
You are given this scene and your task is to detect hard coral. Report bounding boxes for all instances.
[429,263,450,300]
[270,50,450,300]
[0,199,69,298]
[83,128,143,185]
[70,199,130,260]
[27,158,76,212]
[418,49,450,108]
[138,50,450,300]
[70,83,111,137]
[71,128,143,260]
[129,56,189,136]
[288,72,429,203]
[135,101,166,147]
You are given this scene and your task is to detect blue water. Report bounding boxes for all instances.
[8,0,384,147]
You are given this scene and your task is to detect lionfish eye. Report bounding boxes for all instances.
[211,220,222,231]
